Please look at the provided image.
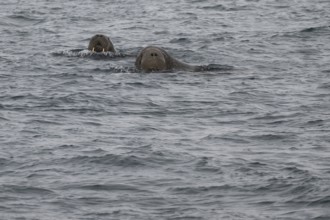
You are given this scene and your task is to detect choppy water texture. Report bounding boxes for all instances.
[1,0,330,219]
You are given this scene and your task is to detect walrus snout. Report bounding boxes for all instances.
[88,34,116,53]
[93,41,106,52]
[140,48,167,72]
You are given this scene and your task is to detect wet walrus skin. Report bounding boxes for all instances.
[135,46,203,72]
[88,34,116,53]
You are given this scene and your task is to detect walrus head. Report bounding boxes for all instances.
[88,34,116,53]
[135,46,168,72]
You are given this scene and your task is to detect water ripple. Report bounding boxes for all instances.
[1,0,330,219]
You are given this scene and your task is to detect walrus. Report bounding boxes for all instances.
[88,34,116,53]
[135,46,204,72]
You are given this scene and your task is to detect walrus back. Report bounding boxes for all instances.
[167,55,201,72]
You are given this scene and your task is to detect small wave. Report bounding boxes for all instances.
[2,185,55,196]
[275,26,330,39]
[7,14,44,22]
[300,26,330,33]
[282,166,314,176]
[194,157,222,173]
[200,4,249,11]
[201,134,250,144]
[66,183,146,192]
[0,116,9,121]
[249,133,295,141]
[308,195,330,206]
[0,158,11,166]
[9,95,33,101]
[200,4,227,11]
[318,82,330,89]
[321,69,330,73]
[305,119,325,126]
[169,185,236,195]
[60,154,147,168]
[107,66,136,73]
[252,112,304,122]
[169,38,192,44]
[87,66,135,73]
[311,215,330,220]
[199,64,234,72]
[25,119,62,126]
[57,144,82,149]
[291,25,330,44]
[154,30,170,35]
[52,49,127,59]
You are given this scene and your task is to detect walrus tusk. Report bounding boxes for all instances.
[88,34,116,53]
[102,48,105,52]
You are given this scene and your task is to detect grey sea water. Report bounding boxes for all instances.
[1,0,330,219]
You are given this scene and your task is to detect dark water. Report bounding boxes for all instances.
[1,0,330,219]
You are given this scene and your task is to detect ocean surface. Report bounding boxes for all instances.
[1,0,330,219]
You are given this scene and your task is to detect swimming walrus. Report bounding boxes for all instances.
[135,46,204,72]
[88,34,116,53]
